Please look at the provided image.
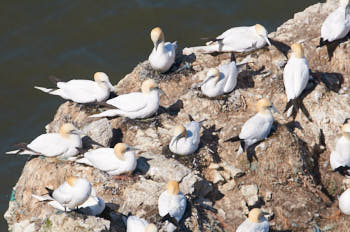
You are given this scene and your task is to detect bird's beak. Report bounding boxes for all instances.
[157,87,167,98]
[265,36,271,46]
[155,40,161,51]
[271,105,279,113]
[170,134,182,147]
[73,129,86,137]
[127,146,139,151]
[108,82,116,93]
[199,75,214,87]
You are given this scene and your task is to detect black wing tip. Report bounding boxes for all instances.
[45,187,54,198]
[344,118,350,124]
[224,136,241,143]
[317,38,330,48]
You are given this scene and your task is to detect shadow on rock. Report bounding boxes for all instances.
[135,156,151,175]
[108,128,123,148]
[158,99,184,117]
[312,71,344,93]
[269,38,291,58]
[200,125,222,163]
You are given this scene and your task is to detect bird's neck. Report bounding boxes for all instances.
[343,132,350,140]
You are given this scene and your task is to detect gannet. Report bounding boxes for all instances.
[225,99,277,155]
[330,119,350,176]
[169,116,205,155]
[40,176,92,211]
[318,0,350,47]
[89,79,162,119]
[76,143,137,176]
[149,27,177,73]
[339,188,350,215]
[183,24,271,54]
[34,72,115,103]
[283,43,312,121]
[32,187,105,216]
[6,123,83,159]
[236,208,269,232]
[126,216,158,232]
[200,61,238,97]
[158,180,187,232]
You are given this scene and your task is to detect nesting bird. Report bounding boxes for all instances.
[236,208,269,232]
[339,187,350,215]
[126,216,158,232]
[183,24,270,54]
[32,187,105,216]
[90,79,163,119]
[148,27,177,73]
[225,99,277,156]
[318,0,350,47]
[6,123,83,159]
[169,116,204,155]
[200,61,238,98]
[35,72,115,103]
[76,143,137,176]
[158,180,187,232]
[40,176,92,211]
[283,43,312,121]
[330,119,350,176]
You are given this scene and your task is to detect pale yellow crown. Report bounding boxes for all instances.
[145,223,158,232]
[254,24,268,37]
[66,176,78,187]
[151,27,165,44]
[174,125,186,137]
[113,143,127,160]
[256,98,272,113]
[248,208,263,223]
[166,180,180,195]
[93,72,109,82]
[141,79,158,93]
[207,68,220,82]
[291,43,304,58]
[59,123,76,138]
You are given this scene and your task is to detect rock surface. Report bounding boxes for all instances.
[5,0,350,231]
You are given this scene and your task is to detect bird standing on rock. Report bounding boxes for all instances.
[35,72,115,103]
[158,180,187,232]
[89,79,164,119]
[318,0,350,47]
[200,60,238,98]
[330,119,350,176]
[183,24,271,54]
[149,27,177,73]
[169,116,205,155]
[76,143,137,177]
[283,43,312,121]
[225,99,278,156]
[6,123,83,160]
[236,208,269,232]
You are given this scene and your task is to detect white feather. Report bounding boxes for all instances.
[126,216,149,232]
[236,217,269,232]
[330,136,350,171]
[339,189,350,215]
[169,121,202,155]
[149,41,177,73]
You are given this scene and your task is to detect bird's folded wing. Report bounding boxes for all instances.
[239,115,269,140]
[84,149,120,172]
[52,183,73,204]
[57,80,99,103]
[107,92,147,112]
[28,134,69,157]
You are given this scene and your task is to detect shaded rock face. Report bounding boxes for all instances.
[5,0,350,231]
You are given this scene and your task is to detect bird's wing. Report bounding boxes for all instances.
[52,182,73,205]
[321,8,347,41]
[186,122,201,145]
[217,27,258,52]
[164,41,177,57]
[169,194,187,221]
[106,92,147,112]
[57,80,99,103]
[84,148,120,172]
[239,115,270,141]
[27,134,69,157]
[283,58,309,100]
[158,191,171,216]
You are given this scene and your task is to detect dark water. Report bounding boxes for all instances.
[0,0,319,229]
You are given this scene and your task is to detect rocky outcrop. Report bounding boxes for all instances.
[5,0,350,231]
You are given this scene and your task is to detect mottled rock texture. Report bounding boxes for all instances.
[5,0,350,231]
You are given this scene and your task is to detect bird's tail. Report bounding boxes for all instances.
[32,194,54,202]
[224,136,241,143]
[34,86,59,94]
[75,157,93,166]
[183,44,222,55]
[6,143,36,155]
[45,187,55,198]
[317,38,329,48]
[284,98,312,122]
[89,109,120,118]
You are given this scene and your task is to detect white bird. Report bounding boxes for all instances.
[339,188,350,215]
[35,72,115,103]
[126,216,158,232]
[330,119,350,176]
[318,0,350,47]
[76,143,137,176]
[32,187,105,216]
[149,27,177,73]
[38,176,92,211]
[6,123,83,159]
[158,181,186,232]
[283,43,312,121]
[169,116,205,155]
[200,61,238,98]
[236,208,269,232]
[89,79,163,119]
[183,24,271,55]
[225,99,277,155]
